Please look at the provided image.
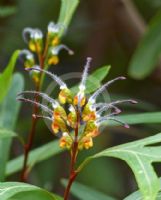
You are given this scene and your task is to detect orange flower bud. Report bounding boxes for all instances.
[78,136,93,150]
[51,117,68,134]
[51,121,59,134]
[53,106,67,120]
[84,121,99,138]
[59,132,72,149]
[82,104,96,121]
[67,111,77,128]
[73,95,86,106]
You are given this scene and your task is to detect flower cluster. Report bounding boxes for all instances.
[17,58,137,150]
[19,22,73,84]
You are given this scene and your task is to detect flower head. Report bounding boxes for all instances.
[17,58,137,150]
[19,22,73,84]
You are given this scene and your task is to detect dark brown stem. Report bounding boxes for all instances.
[63,110,80,200]
[20,84,40,182]
[20,42,48,182]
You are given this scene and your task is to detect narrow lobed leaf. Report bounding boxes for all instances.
[77,133,161,200]
[124,178,161,200]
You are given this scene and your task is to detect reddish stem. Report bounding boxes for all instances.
[63,111,80,200]
[64,171,78,200]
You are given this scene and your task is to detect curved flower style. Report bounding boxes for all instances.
[17,58,137,150]
[19,22,73,84]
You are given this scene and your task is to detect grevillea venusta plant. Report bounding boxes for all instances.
[17,57,137,199]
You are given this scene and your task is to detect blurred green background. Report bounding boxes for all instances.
[1,0,161,199]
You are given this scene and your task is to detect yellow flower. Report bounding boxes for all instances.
[84,121,99,138]
[67,108,77,128]
[48,56,59,65]
[73,95,86,106]
[51,36,60,46]
[78,136,93,150]
[59,132,72,149]
[51,117,68,134]
[58,88,73,104]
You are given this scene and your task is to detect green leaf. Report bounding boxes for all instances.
[6,140,63,176]
[0,6,17,17]
[0,50,20,103]
[89,65,111,82]
[78,133,161,200]
[128,11,161,79]
[107,112,161,126]
[0,182,59,200]
[72,65,111,94]
[0,129,16,139]
[0,73,24,181]
[124,178,161,200]
[61,179,116,200]
[58,0,79,37]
